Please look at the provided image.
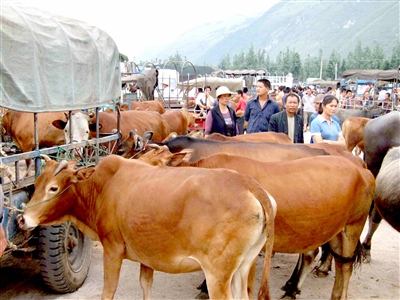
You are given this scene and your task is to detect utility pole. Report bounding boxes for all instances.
[335,63,338,80]
[319,58,323,79]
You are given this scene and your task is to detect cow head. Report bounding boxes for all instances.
[117,130,154,158]
[18,156,95,230]
[52,112,91,143]
[138,145,193,166]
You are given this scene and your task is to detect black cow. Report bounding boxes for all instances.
[119,135,328,162]
[335,108,381,124]
[362,111,400,258]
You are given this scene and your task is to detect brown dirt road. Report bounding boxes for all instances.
[0,220,398,299]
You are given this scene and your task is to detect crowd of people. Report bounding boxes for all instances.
[198,79,399,146]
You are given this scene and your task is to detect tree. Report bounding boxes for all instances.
[326,50,341,80]
[291,52,303,79]
[371,43,385,69]
[245,43,257,69]
[167,51,186,70]
[232,50,245,70]
[218,53,231,70]
[257,49,266,69]
[119,53,129,62]
[302,54,320,80]
[390,41,400,69]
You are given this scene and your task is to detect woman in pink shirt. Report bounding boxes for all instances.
[235,89,247,134]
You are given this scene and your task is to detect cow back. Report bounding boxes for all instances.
[127,100,165,114]
[207,132,292,144]
[165,136,328,162]
[161,110,188,136]
[90,110,168,143]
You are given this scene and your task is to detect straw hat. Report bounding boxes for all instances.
[216,86,235,98]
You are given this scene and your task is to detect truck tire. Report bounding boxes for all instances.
[38,222,93,293]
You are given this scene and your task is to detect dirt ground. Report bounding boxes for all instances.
[0,220,398,300]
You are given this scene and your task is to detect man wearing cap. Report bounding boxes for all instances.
[268,94,304,143]
[204,86,237,137]
[244,79,280,133]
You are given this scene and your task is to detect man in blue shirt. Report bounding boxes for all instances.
[244,79,280,133]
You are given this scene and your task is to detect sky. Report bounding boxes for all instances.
[6,0,280,61]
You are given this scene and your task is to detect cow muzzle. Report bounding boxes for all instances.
[17,214,37,231]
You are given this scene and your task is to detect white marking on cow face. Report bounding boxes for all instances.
[64,112,91,144]
[20,214,38,230]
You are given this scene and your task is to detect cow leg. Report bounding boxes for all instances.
[247,261,256,299]
[204,274,233,300]
[362,202,382,261]
[329,226,365,300]
[281,249,318,299]
[313,243,333,277]
[195,279,209,299]
[24,158,33,177]
[139,264,154,300]
[101,246,124,300]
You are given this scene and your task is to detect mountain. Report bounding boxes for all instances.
[136,0,399,66]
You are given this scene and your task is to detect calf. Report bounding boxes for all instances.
[342,117,370,155]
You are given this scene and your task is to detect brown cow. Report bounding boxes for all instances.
[139,148,375,300]
[2,110,90,171]
[125,100,165,114]
[88,110,169,146]
[180,109,196,127]
[2,111,66,152]
[18,155,276,300]
[206,132,292,144]
[342,117,370,155]
[160,110,189,135]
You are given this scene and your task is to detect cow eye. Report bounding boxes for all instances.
[50,187,58,192]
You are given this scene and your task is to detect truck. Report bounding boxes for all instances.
[0,2,121,293]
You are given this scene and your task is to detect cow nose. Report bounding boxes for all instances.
[17,214,25,228]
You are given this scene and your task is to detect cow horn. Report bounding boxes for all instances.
[40,154,52,162]
[53,160,69,176]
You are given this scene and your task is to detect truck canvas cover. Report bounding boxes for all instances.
[0,2,121,112]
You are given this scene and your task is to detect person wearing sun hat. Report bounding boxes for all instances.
[204,86,237,138]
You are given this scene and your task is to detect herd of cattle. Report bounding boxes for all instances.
[1,101,399,299]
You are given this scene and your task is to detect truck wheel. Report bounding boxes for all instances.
[38,222,93,293]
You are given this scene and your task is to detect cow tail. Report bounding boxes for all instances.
[327,240,365,270]
[242,175,275,300]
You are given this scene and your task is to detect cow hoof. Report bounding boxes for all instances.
[363,250,371,263]
[312,268,330,278]
[195,291,209,299]
[280,291,299,299]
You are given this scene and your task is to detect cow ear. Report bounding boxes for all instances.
[88,122,97,132]
[142,131,153,142]
[52,120,67,130]
[74,167,95,181]
[181,149,194,162]
[168,153,187,166]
